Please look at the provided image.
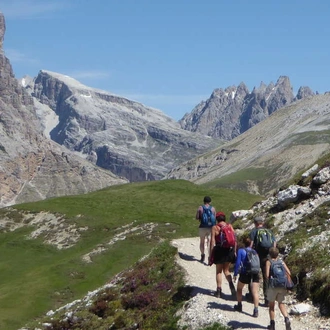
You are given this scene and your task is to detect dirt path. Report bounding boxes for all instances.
[172,237,327,330]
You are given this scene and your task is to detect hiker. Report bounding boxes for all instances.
[249,216,276,306]
[233,237,260,317]
[209,211,236,298]
[265,247,292,330]
[196,196,216,263]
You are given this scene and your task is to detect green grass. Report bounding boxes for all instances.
[285,130,330,146]
[200,166,277,194]
[0,179,261,330]
[24,242,191,330]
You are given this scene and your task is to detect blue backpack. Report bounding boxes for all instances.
[269,259,287,288]
[201,205,216,228]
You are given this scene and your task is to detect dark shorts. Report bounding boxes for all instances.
[213,245,235,264]
[239,272,260,284]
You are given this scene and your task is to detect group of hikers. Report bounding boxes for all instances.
[196,196,293,330]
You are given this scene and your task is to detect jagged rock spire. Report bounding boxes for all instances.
[0,12,5,52]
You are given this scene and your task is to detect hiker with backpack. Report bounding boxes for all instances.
[249,216,276,306]
[265,247,292,330]
[209,211,236,298]
[233,237,260,317]
[196,196,216,263]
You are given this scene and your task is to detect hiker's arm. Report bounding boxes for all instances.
[210,226,216,249]
[196,206,202,220]
[283,261,291,275]
[231,224,238,253]
[249,229,255,248]
[265,259,271,278]
[233,249,242,277]
[272,233,276,247]
[211,206,216,217]
[209,226,216,263]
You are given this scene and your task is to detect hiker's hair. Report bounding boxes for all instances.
[203,196,211,203]
[269,247,279,258]
[243,236,251,247]
[216,211,226,222]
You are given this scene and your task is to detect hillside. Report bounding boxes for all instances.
[13,158,330,329]
[0,180,261,330]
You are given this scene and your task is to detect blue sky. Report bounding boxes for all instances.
[1,0,330,120]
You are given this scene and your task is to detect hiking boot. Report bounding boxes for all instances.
[245,292,253,302]
[200,254,205,263]
[234,303,242,312]
[252,307,258,318]
[285,318,291,330]
[216,287,222,298]
[267,322,275,330]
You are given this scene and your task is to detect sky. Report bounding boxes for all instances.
[1,0,330,121]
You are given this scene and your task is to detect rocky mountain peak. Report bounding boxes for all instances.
[180,75,306,140]
[0,13,128,207]
[296,86,315,100]
[26,69,220,183]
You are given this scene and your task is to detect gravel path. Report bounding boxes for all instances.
[172,237,329,330]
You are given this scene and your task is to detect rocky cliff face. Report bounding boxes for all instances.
[27,70,220,182]
[180,76,314,140]
[0,12,128,207]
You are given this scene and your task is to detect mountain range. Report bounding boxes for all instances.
[179,77,315,140]
[167,90,330,195]
[1,10,330,206]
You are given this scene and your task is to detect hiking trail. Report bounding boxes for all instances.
[172,237,329,330]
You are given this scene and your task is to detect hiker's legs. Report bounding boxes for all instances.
[223,261,236,294]
[199,233,206,255]
[251,281,259,308]
[236,281,244,303]
[199,228,209,261]
[223,262,233,282]
[279,302,289,318]
[216,264,223,288]
[260,256,268,301]
[269,301,275,321]
[276,290,289,318]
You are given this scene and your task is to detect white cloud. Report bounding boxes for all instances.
[70,71,111,80]
[4,48,39,64]
[0,0,69,19]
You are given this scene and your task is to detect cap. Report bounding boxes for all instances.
[254,216,264,223]
[216,211,226,221]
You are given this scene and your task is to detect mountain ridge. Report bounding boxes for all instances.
[167,92,330,195]
[26,69,220,182]
[179,76,315,141]
[0,12,128,207]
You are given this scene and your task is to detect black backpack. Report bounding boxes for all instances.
[255,228,274,249]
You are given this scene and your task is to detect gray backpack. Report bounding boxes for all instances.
[244,248,260,274]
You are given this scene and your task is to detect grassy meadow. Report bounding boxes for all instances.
[0,179,261,330]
